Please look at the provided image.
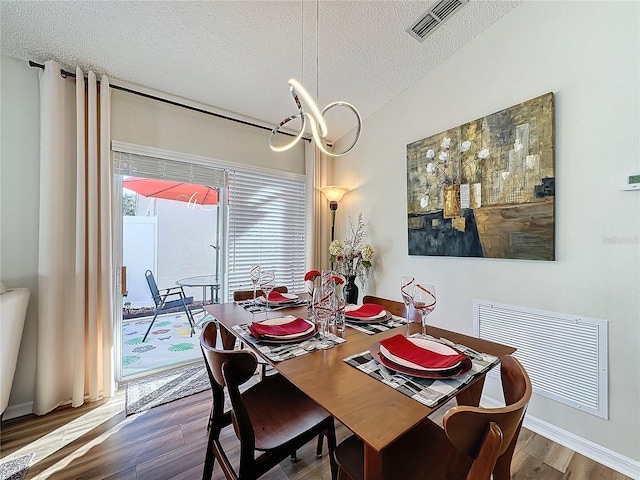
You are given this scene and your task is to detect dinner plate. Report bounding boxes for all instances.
[250,316,317,344]
[380,337,462,372]
[370,342,472,379]
[344,305,390,323]
[258,292,299,304]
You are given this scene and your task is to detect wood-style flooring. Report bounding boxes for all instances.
[0,378,632,480]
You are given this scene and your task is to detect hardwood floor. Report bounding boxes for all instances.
[1,383,631,480]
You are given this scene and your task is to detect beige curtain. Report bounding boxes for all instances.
[34,60,114,415]
[306,143,328,270]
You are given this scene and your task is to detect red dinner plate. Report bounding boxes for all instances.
[259,292,299,304]
[344,311,392,324]
[250,317,317,344]
[370,342,472,379]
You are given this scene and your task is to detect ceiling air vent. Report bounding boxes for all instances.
[407,0,469,42]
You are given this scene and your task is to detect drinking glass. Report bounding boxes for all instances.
[412,283,436,336]
[259,270,275,317]
[249,265,261,305]
[335,298,346,333]
[334,273,346,332]
[400,276,415,336]
[312,273,336,349]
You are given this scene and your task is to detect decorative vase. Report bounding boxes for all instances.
[344,275,359,305]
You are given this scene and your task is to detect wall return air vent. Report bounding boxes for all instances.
[407,0,469,42]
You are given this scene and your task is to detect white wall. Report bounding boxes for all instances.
[111,89,306,175]
[0,56,40,411]
[332,0,639,466]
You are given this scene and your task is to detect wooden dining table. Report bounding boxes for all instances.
[205,301,515,480]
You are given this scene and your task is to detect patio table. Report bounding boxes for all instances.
[176,275,220,305]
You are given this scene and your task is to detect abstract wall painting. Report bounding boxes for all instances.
[406,92,555,261]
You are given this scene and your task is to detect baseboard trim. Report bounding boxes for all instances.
[483,396,640,479]
[3,401,33,420]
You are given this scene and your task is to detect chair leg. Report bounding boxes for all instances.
[202,432,216,480]
[207,405,213,432]
[290,451,299,463]
[179,295,196,335]
[142,310,161,342]
[326,425,338,480]
[316,433,324,458]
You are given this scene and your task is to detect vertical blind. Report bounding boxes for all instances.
[227,170,306,301]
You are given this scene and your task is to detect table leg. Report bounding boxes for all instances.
[219,325,236,350]
[363,444,382,480]
[456,377,486,406]
[213,285,219,303]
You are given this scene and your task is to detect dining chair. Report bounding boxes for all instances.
[200,321,338,480]
[362,295,419,321]
[233,285,289,379]
[233,285,288,301]
[334,355,532,480]
[142,269,201,342]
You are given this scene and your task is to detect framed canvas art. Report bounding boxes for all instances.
[406,92,555,260]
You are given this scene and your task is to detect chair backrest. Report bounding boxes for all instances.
[443,355,532,460]
[144,270,162,306]
[362,295,419,321]
[233,285,288,302]
[465,422,503,480]
[200,322,259,447]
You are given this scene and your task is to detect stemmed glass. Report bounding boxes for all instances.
[312,272,337,349]
[400,276,415,336]
[412,283,436,336]
[259,270,275,317]
[333,273,346,332]
[250,265,261,305]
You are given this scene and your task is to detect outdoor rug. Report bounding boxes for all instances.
[125,361,210,416]
[122,311,215,376]
[0,453,34,480]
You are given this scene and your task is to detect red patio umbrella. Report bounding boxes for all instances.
[123,177,219,206]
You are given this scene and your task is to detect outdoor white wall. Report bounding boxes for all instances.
[123,216,157,307]
[156,198,217,299]
[0,56,40,411]
[332,0,639,466]
[123,198,218,307]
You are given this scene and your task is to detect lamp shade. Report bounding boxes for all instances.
[320,186,349,203]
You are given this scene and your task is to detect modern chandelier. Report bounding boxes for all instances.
[269,3,362,157]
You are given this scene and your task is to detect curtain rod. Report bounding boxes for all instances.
[29,60,310,142]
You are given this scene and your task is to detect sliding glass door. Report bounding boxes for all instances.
[113,151,226,380]
[111,148,307,381]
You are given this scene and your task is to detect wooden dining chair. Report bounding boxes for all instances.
[200,321,338,480]
[233,285,288,302]
[233,285,288,378]
[334,355,532,480]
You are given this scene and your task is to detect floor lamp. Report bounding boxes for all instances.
[320,186,349,269]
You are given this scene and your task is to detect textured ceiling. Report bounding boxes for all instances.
[1,0,520,141]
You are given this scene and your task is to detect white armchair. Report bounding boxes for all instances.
[0,283,30,416]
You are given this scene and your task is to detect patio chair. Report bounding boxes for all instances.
[142,269,198,342]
